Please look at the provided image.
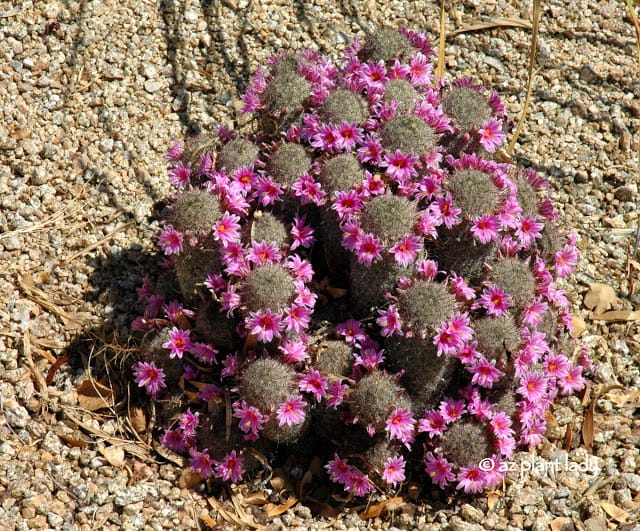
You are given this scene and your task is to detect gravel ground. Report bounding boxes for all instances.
[1,0,639,529]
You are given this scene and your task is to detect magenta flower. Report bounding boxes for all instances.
[376,305,403,337]
[326,380,348,408]
[168,161,192,188]
[382,455,406,487]
[353,346,385,372]
[162,327,192,359]
[286,255,314,282]
[471,214,500,244]
[389,234,422,266]
[197,383,222,401]
[247,240,281,265]
[325,453,353,485]
[409,53,432,85]
[439,398,466,422]
[254,176,283,206]
[158,226,184,255]
[425,453,455,488]
[335,121,363,151]
[189,448,214,478]
[233,400,267,441]
[355,233,384,265]
[456,465,486,493]
[433,192,461,229]
[179,409,200,437]
[517,371,548,402]
[558,365,585,395]
[478,118,505,153]
[336,318,366,345]
[165,139,184,162]
[214,213,241,245]
[478,284,513,316]
[132,361,167,399]
[469,357,504,389]
[341,220,362,251]
[279,338,309,363]
[515,214,544,247]
[543,353,570,378]
[246,309,283,343]
[344,469,374,497]
[357,133,384,165]
[554,243,579,278]
[299,368,328,402]
[290,215,315,250]
[333,190,363,220]
[382,149,419,182]
[161,429,189,453]
[292,173,326,205]
[221,353,239,378]
[192,343,218,364]
[490,411,514,439]
[385,407,415,446]
[277,396,307,426]
[214,450,245,483]
[522,299,548,327]
[417,410,447,437]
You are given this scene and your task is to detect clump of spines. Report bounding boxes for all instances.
[132,26,586,498]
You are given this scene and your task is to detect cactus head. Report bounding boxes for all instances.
[319,153,364,196]
[320,89,369,125]
[359,195,418,244]
[441,86,492,133]
[170,189,222,235]
[240,358,296,412]
[360,28,413,63]
[242,263,297,313]
[380,114,437,156]
[350,371,410,430]
[447,168,501,218]
[269,142,312,187]
[440,417,494,466]
[383,79,420,113]
[491,257,536,311]
[473,315,520,366]
[217,138,260,173]
[397,280,457,334]
[250,212,288,248]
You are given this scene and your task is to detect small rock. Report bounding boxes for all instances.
[614,185,636,202]
[459,503,484,523]
[114,484,148,507]
[99,138,114,153]
[47,512,64,528]
[579,64,599,83]
[583,516,607,531]
[5,404,30,429]
[2,235,21,251]
[623,473,640,493]
[144,80,163,93]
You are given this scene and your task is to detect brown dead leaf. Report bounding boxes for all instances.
[605,389,640,407]
[77,378,116,411]
[563,425,573,451]
[584,283,618,314]
[243,492,270,506]
[590,309,640,322]
[571,315,586,337]
[359,497,404,520]
[98,444,125,467]
[450,16,532,36]
[57,431,90,449]
[265,497,298,518]
[128,406,147,434]
[179,468,203,489]
[199,512,217,530]
[550,517,573,531]
[599,501,630,523]
[582,400,595,450]
[487,489,503,511]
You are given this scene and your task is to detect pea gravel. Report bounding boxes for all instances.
[1,0,639,529]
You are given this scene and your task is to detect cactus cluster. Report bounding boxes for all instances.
[131,27,590,497]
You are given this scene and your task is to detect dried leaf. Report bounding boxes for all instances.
[582,400,595,450]
[450,16,532,36]
[599,501,630,522]
[487,489,502,511]
[605,389,640,407]
[590,309,640,322]
[199,513,217,530]
[57,431,89,449]
[98,444,125,467]
[359,497,404,520]
[243,492,270,506]
[179,469,203,489]
[128,406,147,435]
[77,378,116,411]
[584,283,618,314]
[563,425,572,451]
[550,517,573,531]
[571,315,586,337]
[265,497,298,518]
